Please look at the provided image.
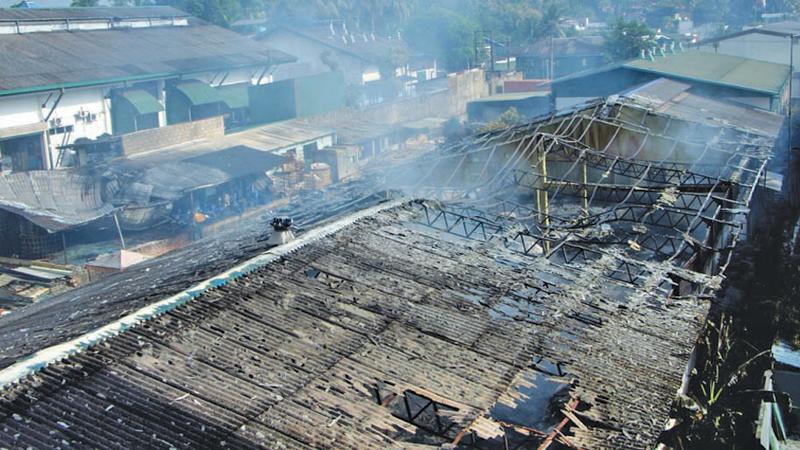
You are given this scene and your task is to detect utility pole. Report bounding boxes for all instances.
[789,34,796,155]
[789,34,799,207]
[490,31,495,73]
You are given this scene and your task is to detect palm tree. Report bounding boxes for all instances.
[348,0,415,33]
[538,0,567,80]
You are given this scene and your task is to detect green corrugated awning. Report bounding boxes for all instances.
[118,89,163,115]
[175,81,221,106]
[217,83,250,109]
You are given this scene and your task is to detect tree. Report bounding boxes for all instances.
[405,6,477,72]
[604,18,656,62]
[349,0,416,33]
[537,0,567,79]
[158,0,241,26]
[71,0,99,6]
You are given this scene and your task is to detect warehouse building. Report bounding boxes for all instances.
[0,7,295,172]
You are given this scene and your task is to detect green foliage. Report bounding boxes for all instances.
[604,18,655,62]
[70,0,99,6]
[480,107,523,133]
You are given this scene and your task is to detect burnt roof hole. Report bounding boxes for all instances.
[488,372,570,433]
[532,356,567,377]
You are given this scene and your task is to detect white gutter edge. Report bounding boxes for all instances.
[0,198,407,389]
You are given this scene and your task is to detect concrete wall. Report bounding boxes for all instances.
[120,115,225,157]
[0,95,41,130]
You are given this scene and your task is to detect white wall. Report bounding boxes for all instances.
[271,134,335,162]
[40,87,112,168]
[0,95,41,129]
[260,29,372,85]
[696,32,800,65]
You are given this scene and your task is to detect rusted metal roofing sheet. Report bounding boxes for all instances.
[0,170,115,232]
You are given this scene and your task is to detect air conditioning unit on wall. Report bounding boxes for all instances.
[75,108,98,123]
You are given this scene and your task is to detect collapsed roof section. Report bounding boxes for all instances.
[0,170,115,232]
[394,93,775,295]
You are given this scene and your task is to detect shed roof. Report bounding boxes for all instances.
[624,51,790,95]
[0,15,295,95]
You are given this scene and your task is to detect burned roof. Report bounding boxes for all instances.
[0,93,775,448]
[0,17,295,95]
[0,170,115,232]
[0,180,390,364]
[0,198,707,449]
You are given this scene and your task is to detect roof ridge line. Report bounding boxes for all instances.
[0,197,408,389]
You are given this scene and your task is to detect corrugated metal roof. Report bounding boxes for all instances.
[0,170,115,232]
[625,78,784,137]
[625,51,790,95]
[0,17,296,94]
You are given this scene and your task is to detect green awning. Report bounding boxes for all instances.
[175,81,221,106]
[118,89,163,115]
[217,83,249,109]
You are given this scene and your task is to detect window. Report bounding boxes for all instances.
[48,125,74,135]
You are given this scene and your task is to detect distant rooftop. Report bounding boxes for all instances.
[758,20,800,35]
[470,91,550,104]
[259,22,408,64]
[0,6,188,22]
[625,51,790,95]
